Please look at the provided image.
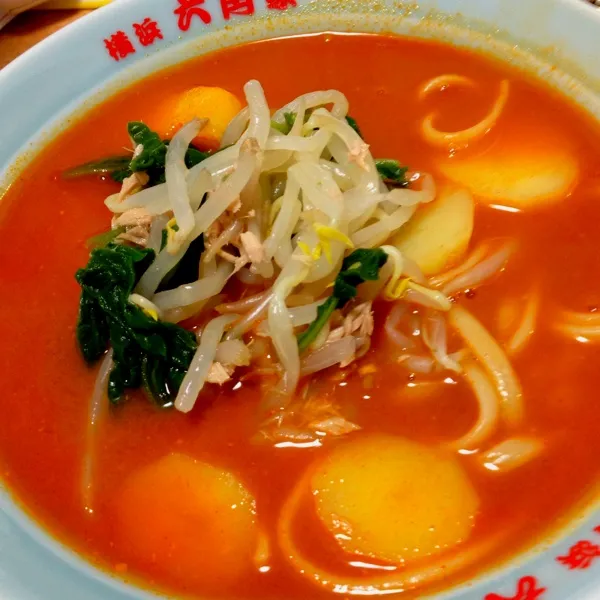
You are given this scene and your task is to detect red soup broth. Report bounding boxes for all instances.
[0,33,599,599]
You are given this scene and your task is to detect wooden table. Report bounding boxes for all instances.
[0,9,89,69]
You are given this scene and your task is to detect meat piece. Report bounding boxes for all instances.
[347,140,371,171]
[113,207,154,247]
[258,394,361,444]
[327,301,374,344]
[117,171,149,203]
[117,226,151,247]
[206,362,235,385]
[240,231,265,264]
[113,207,153,229]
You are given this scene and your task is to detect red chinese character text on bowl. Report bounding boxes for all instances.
[133,18,163,47]
[484,576,546,600]
[221,0,254,19]
[174,0,212,31]
[104,31,135,61]
[266,0,297,9]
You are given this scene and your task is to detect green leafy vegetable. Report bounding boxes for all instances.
[77,293,110,364]
[85,226,126,250]
[271,120,290,135]
[271,111,360,139]
[185,146,210,169]
[157,233,205,292]
[345,115,363,138]
[63,157,132,179]
[296,297,338,353]
[375,159,409,187]
[284,111,297,131]
[333,248,389,304]
[64,121,210,186]
[76,243,197,406]
[297,248,388,352]
[128,122,167,172]
[271,112,298,135]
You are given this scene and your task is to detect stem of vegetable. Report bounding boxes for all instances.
[297,296,338,352]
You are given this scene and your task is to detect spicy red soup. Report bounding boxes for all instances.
[0,33,599,600]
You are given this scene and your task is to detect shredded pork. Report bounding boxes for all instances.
[117,171,149,203]
[113,207,153,247]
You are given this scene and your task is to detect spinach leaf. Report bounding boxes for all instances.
[85,226,126,250]
[185,146,210,169]
[334,248,389,307]
[63,156,131,179]
[76,293,110,363]
[284,111,297,131]
[297,248,388,352]
[157,234,205,292]
[65,121,210,186]
[375,159,409,187]
[75,243,198,407]
[128,122,167,172]
[271,120,290,135]
[271,112,298,135]
[111,166,133,184]
[297,296,338,353]
[271,111,360,141]
[345,115,363,138]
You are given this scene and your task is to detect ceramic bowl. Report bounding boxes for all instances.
[0,0,599,598]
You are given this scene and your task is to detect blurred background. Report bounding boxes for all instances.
[0,0,109,68]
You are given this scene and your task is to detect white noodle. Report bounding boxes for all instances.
[267,252,311,401]
[430,243,489,289]
[272,90,349,123]
[405,282,452,311]
[448,305,524,427]
[225,291,274,340]
[264,178,301,261]
[128,293,163,320]
[81,349,113,512]
[217,290,270,314]
[266,130,332,153]
[152,262,233,312]
[449,358,500,451]
[318,159,354,191]
[399,354,436,374]
[442,240,517,296]
[244,80,271,150]
[385,303,417,351]
[189,145,238,180]
[480,437,543,472]
[351,205,416,248]
[188,168,213,212]
[175,315,237,413]
[166,119,204,253]
[193,138,261,234]
[300,337,357,376]
[289,162,344,222]
[203,220,244,263]
[422,310,461,372]
[385,173,436,206]
[221,106,250,148]
[105,183,169,215]
[256,299,326,336]
[147,214,169,253]
[135,237,193,298]
[506,290,539,355]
